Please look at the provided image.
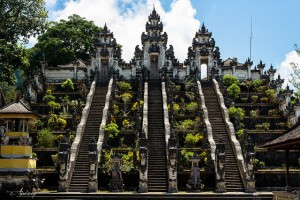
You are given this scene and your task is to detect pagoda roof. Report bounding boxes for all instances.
[0,100,39,119]
[261,124,300,150]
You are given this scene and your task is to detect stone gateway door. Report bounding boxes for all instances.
[150,55,159,79]
[100,59,109,81]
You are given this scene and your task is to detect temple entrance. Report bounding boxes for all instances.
[150,55,159,79]
[201,63,208,80]
[100,59,109,81]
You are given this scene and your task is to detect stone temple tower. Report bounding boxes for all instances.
[141,7,168,79]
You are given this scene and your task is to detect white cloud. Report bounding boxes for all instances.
[276,51,300,88]
[50,0,200,62]
[45,0,57,9]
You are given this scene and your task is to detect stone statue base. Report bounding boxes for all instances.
[108,178,124,192]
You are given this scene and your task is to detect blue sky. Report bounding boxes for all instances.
[42,0,300,84]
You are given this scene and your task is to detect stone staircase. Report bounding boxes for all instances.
[147,80,168,192]
[68,84,107,192]
[201,82,244,192]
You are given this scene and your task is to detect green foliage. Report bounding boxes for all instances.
[37,129,55,148]
[257,86,267,92]
[185,92,196,101]
[251,95,258,103]
[131,100,143,112]
[51,153,59,167]
[260,97,269,103]
[69,131,76,144]
[175,85,181,92]
[268,109,279,116]
[55,134,65,144]
[113,104,120,114]
[254,159,265,169]
[223,74,239,86]
[31,14,101,67]
[180,149,194,165]
[48,114,67,131]
[121,151,134,172]
[117,81,132,91]
[43,90,56,103]
[176,119,195,132]
[184,133,203,148]
[48,101,61,113]
[200,151,208,165]
[237,129,244,140]
[0,82,17,103]
[173,103,180,114]
[186,102,198,114]
[253,80,263,91]
[241,97,248,103]
[265,89,276,98]
[250,109,259,117]
[262,123,270,130]
[61,79,74,91]
[227,83,241,99]
[0,0,47,43]
[121,92,133,104]
[105,122,119,138]
[32,152,37,159]
[228,106,245,120]
[122,119,134,130]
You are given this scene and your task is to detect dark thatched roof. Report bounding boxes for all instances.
[261,124,300,150]
[0,100,33,114]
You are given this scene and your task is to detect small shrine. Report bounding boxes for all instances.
[0,99,39,192]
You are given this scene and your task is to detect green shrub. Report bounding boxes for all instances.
[175,85,181,92]
[257,85,267,92]
[186,102,198,114]
[227,83,241,99]
[254,158,265,168]
[228,107,245,120]
[200,151,208,165]
[37,129,55,148]
[176,119,195,132]
[48,101,61,113]
[241,98,248,103]
[251,95,258,103]
[223,74,239,86]
[265,89,276,98]
[32,152,37,159]
[268,109,279,116]
[61,78,74,91]
[117,81,132,91]
[43,90,56,103]
[173,103,180,114]
[250,110,259,117]
[121,92,133,104]
[260,97,269,103]
[51,153,59,167]
[237,129,244,140]
[180,149,194,165]
[122,119,134,130]
[55,134,65,144]
[105,122,119,138]
[48,114,67,131]
[121,151,134,172]
[113,104,120,114]
[185,92,196,101]
[184,133,203,148]
[69,131,76,144]
[253,80,262,91]
[262,123,270,130]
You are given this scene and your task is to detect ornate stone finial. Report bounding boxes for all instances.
[103,22,108,32]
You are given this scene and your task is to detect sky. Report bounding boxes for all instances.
[36,0,300,87]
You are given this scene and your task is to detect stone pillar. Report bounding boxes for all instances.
[244,137,256,192]
[168,138,177,193]
[58,139,70,192]
[232,65,236,77]
[88,138,98,192]
[138,138,148,193]
[215,139,226,193]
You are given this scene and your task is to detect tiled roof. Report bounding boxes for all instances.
[0,100,33,114]
[261,124,300,149]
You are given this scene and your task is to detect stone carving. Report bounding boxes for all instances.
[58,138,70,192]
[138,138,148,193]
[186,155,204,192]
[88,138,98,192]
[216,138,226,193]
[108,154,124,192]
[168,137,177,193]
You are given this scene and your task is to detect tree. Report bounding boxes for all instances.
[290,44,300,96]
[0,0,47,85]
[31,14,101,67]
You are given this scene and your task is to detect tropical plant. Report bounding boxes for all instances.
[176,119,195,132]
[236,129,244,140]
[105,122,119,138]
[61,78,74,91]
[117,81,132,91]
[48,114,67,131]
[43,90,56,103]
[251,95,258,103]
[186,102,198,115]
[37,129,55,148]
[184,133,203,147]
[48,101,61,114]
[121,92,133,104]
[113,104,120,115]
[227,83,241,99]
[228,106,245,120]
[223,74,239,86]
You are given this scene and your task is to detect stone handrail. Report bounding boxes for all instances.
[212,79,250,191]
[68,77,97,188]
[162,81,171,159]
[196,81,216,164]
[142,82,148,138]
[97,78,113,160]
